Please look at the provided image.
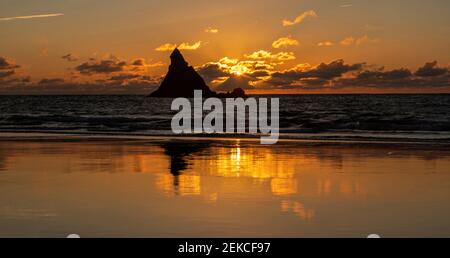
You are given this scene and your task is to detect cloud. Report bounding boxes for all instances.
[282,10,317,27]
[340,37,355,46]
[61,54,79,62]
[0,70,15,79]
[0,54,163,94]
[355,35,380,45]
[196,54,279,91]
[106,74,160,87]
[259,61,450,90]
[318,41,334,47]
[311,60,365,79]
[155,43,177,52]
[415,61,448,77]
[179,41,202,50]
[0,57,20,70]
[356,68,412,80]
[76,59,128,75]
[39,78,65,85]
[266,59,365,88]
[0,13,64,22]
[0,80,160,95]
[272,36,299,49]
[216,75,256,91]
[73,56,162,75]
[0,57,20,80]
[245,50,296,61]
[0,71,160,95]
[197,63,230,83]
[155,41,202,51]
[130,58,164,69]
[205,27,219,34]
[109,74,142,81]
[131,58,146,66]
[341,35,380,46]
[3,51,449,94]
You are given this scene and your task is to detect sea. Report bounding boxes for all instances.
[1,94,450,142]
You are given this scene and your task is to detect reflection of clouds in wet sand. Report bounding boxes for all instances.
[1,139,450,227]
[156,174,201,196]
[281,201,315,220]
[154,140,450,222]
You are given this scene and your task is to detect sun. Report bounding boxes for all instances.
[230,64,248,76]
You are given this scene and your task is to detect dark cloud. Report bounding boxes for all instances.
[2,53,449,94]
[415,61,448,77]
[357,68,412,80]
[131,58,146,66]
[39,78,65,85]
[0,70,15,79]
[0,77,160,95]
[61,54,79,62]
[308,60,365,79]
[332,64,448,89]
[262,61,449,90]
[2,83,158,95]
[0,57,20,70]
[216,75,256,91]
[76,59,128,75]
[248,70,270,77]
[74,56,157,75]
[0,57,21,81]
[109,74,142,81]
[197,63,229,83]
[267,59,364,87]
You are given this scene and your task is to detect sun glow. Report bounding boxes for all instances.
[230,64,249,76]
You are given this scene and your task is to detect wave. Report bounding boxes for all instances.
[1,94,450,142]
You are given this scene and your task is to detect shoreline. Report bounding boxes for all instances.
[1,131,450,147]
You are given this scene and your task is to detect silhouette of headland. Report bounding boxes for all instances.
[149,48,248,98]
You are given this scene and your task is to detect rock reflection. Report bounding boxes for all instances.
[160,141,211,176]
[157,141,210,196]
[1,139,450,225]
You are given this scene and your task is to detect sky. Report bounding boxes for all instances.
[0,0,449,94]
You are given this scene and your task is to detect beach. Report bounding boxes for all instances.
[0,133,449,237]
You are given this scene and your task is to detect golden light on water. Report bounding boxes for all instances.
[271,178,298,196]
[281,201,315,220]
[151,142,303,206]
[0,141,449,234]
[156,174,202,196]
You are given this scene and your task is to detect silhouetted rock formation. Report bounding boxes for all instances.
[149,48,247,98]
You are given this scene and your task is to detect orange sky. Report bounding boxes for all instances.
[0,0,449,94]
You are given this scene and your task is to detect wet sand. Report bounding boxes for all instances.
[0,134,450,237]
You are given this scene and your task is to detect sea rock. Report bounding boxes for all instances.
[149,48,247,98]
[215,88,248,98]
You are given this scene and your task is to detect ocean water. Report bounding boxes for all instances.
[1,94,450,142]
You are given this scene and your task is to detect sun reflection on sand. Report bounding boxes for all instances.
[2,139,450,232]
[153,141,311,218]
[156,174,201,196]
[281,200,315,220]
[208,143,297,181]
[271,178,298,196]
